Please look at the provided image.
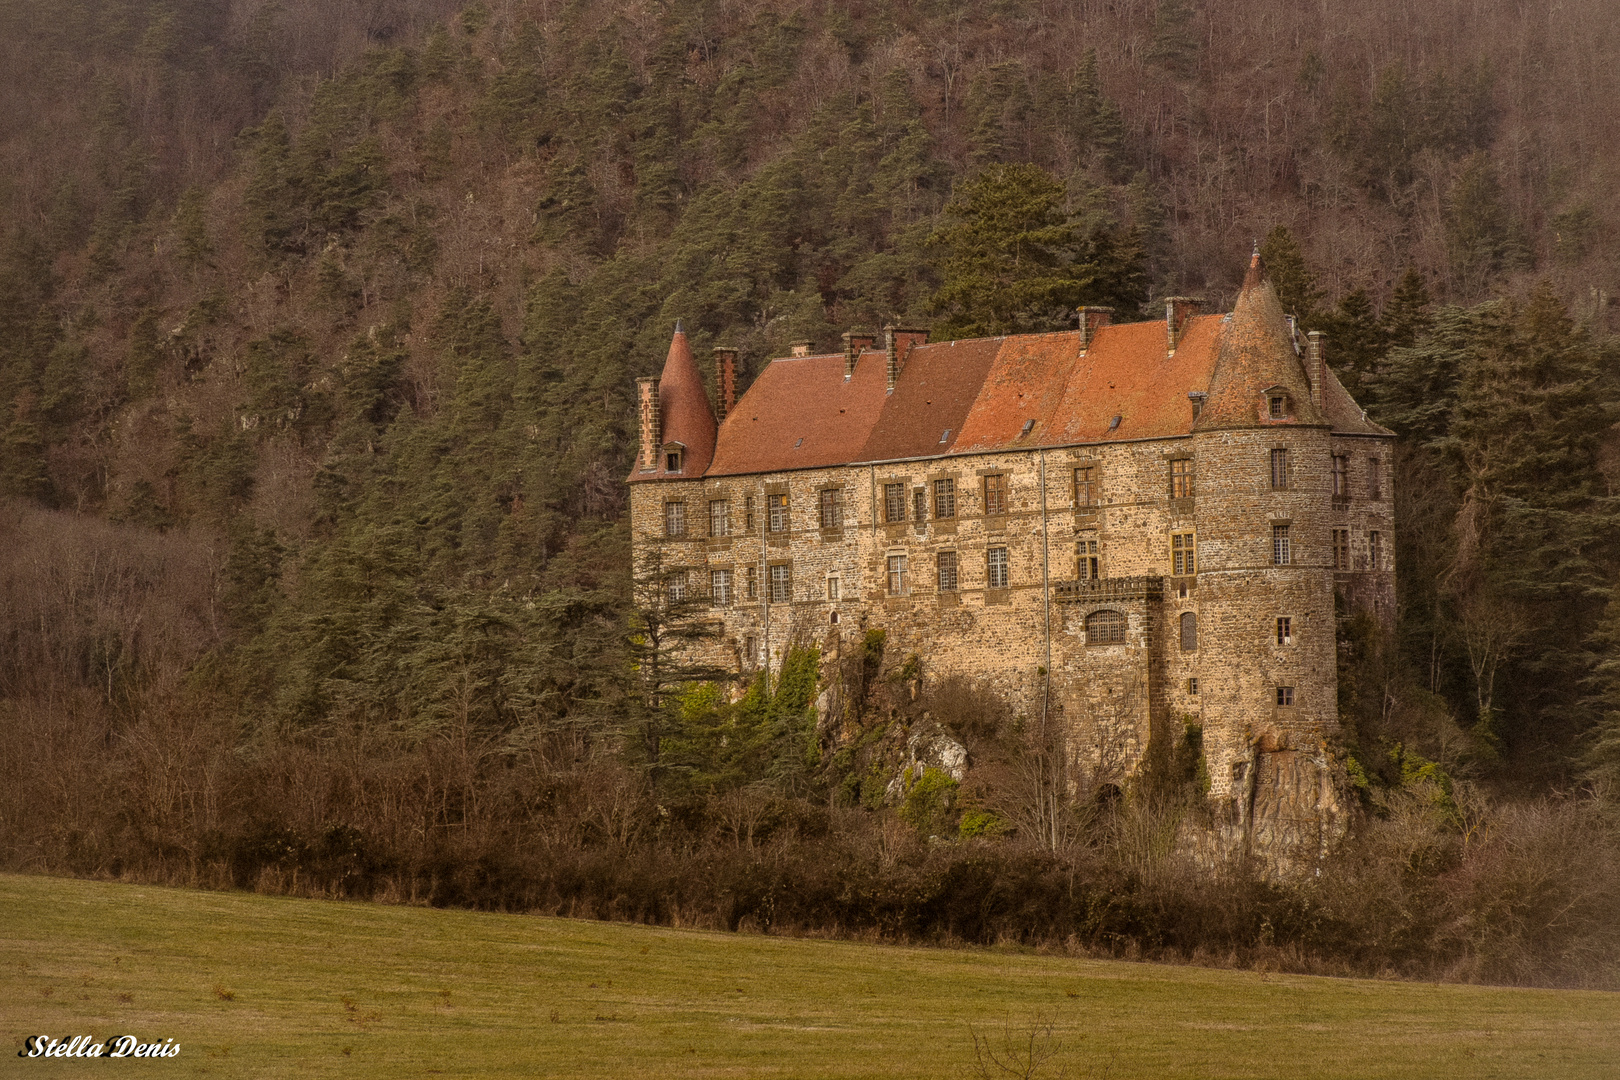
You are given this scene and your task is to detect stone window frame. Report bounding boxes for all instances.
[766,490,790,534]
[825,573,840,601]
[666,568,690,603]
[1276,685,1296,708]
[663,444,685,473]
[1085,608,1127,646]
[767,561,792,603]
[1367,456,1383,501]
[1169,456,1194,499]
[1331,527,1351,570]
[1073,460,1101,507]
[1276,616,1293,646]
[743,634,757,668]
[1270,447,1290,491]
[1170,530,1197,575]
[708,498,730,538]
[1332,454,1350,501]
[937,550,959,592]
[1187,677,1199,695]
[883,481,908,524]
[818,486,844,530]
[1369,530,1384,571]
[1179,610,1198,652]
[1264,387,1292,420]
[744,495,756,533]
[932,476,958,519]
[1271,521,1293,565]
[986,545,1010,589]
[664,499,687,537]
[981,472,1010,517]
[912,486,928,525]
[745,565,758,599]
[710,567,734,606]
[1077,537,1100,580]
[886,552,908,596]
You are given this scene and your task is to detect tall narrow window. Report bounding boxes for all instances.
[746,566,757,599]
[937,551,958,591]
[1179,611,1198,651]
[884,482,906,523]
[887,554,907,595]
[711,569,733,605]
[1332,528,1351,570]
[1276,617,1292,645]
[665,449,683,472]
[1171,532,1196,575]
[1272,524,1292,565]
[767,493,789,533]
[1332,455,1349,500]
[664,501,686,537]
[818,488,842,529]
[987,546,1009,589]
[934,478,956,519]
[1074,465,1097,507]
[768,563,791,603]
[1077,539,1099,580]
[984,474,1008,516]
[1086,609,1126,645]
[709,500,729,537]
[1370,531,1383,570]
[744,635,756,666]
[1170,458,1194,499]
[1367,457,1383,500]
[913,488,927,523]
[1270,448,1290,491]
[826,575,840,601]
[744,495,756,532]
[666,570,688,603]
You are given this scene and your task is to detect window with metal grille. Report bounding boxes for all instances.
[711,569,732,605]
[1074,465,1097,506]
[708,500,729,537]
[884,482,906,523]
[1179,611,1198,651]
[769,563,791,602]
[744,495,755,532]
[1171,532,1196,575]
[1170,458,1194,498]
[887,554,907,595]
[1272,524,1292,565]
[934,478,956,518]
[818,488,842,529]
[664,501,685,536]
[1276,616,1292,645]
[1270,448,1290,490]
[1332,455,1348,499]
[984,474,1008,516]
[937,551,958,591]
[745,566,757,599]
[987,546,1009,588]
[1077,539,1099,580]
[1367,457,1382,500]
[913,488,927,523]
[1086,609,1125,645]
[1276,686,1294,707]
[767,493,789,532]
[1269,394,1287,418]
[1370,531,1383,570]
[1332,528,1350,570]
[666,570,688,603]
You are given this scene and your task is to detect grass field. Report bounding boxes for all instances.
[2,873,1616,1078]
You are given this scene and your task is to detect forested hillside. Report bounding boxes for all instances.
[3,0,1620,986]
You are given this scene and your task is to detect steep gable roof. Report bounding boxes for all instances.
[644,328,718,479]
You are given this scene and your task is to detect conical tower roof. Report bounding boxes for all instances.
[649,325,717,478]
[1192,252,1324,431]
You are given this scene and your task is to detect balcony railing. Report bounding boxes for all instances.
[1054,575,1165,603]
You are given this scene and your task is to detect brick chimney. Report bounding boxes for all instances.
[883,325,929,392]
[789,340,812,358]
[1164,297,1203,354]
[1306,331,1326,410]
[884,326,900,392]
[712,347,738,422]
[842,331,875,380]
[1078,306,1114,352]
[636,376,661,472]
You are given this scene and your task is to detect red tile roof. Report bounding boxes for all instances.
[1193,253,1325,432]
[634,329,717,481]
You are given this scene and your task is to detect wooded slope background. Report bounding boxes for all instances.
[3,0,1620,984]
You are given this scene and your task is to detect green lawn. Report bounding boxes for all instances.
[1,873,1616,1078]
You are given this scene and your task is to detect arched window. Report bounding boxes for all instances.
[1085,609,1126,645]
[1180,611,1198,651]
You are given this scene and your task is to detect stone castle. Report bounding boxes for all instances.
[628,253,1395,856]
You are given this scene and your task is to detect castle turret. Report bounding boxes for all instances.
[630,325,718,481]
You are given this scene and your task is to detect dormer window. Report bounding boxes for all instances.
[663,444,684,472]
[1268,394,1287,419]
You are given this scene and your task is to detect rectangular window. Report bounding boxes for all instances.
[1269,395,1287,419]
[1272,524,1292,565]
[1332,455,1349,499]
[1074,465,1098,507]
[1276,686,1295,707]
[884,482,907,523]
[818,488,842,530]
[987,546,1009,589]
[744,495,756,532]
[1368,457,1383,500]
[768,563,791,603]
[984,474,1008,516]
[1077,539,1099,580]
[711,569,733,605]
[744,635,756,666]
[1370,530,1383,570]
[1270,448,1290,491]
[1187,677,1199,695]
[666,570,688,603]
[1276,616,1292,645]
[1332,528,1350,570]
[1171,532,1196,576]
[767,493,789,533]
[937,551,958,591]
[1170,458,1194,499]
[913,488,927,523]
[709,500,729,537]
[887,554,907,596]
[664,501,686,537]
[826,575,840,601]
[746,566,757,599]
[934,478,956,519]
